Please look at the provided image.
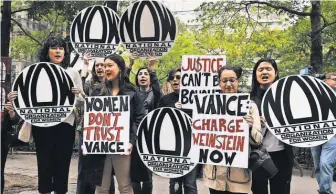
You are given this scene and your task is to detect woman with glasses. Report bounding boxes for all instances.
[250,59,293,194]
[203,66,263,194]
[158,68,198,194]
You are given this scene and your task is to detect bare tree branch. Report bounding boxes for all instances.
[316,20,336,34]
[244,1,311,17]
[11,17,42,46]
[11,2,46,14]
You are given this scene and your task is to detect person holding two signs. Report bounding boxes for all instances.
[202,66,263,194]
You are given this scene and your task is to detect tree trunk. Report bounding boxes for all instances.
[1,1,12,57]
[310,0,323,73]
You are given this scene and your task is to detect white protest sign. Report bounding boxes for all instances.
[180,55,226,109]
[261,75,336,148]
[137,108,199,178]
[192,93,250,168]
[118,0,178,58]
[12,63,75,127]
[70,5,120,58]
[83,96,130,154]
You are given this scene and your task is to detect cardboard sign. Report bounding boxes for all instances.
[137,108,199,178]
[12,63,75,127]
[192,93,250,168]
[70,5,120,58]
[261,75,336,147]
[0,57,11,113]
[180,55,226,109]
[119,0,177,58]
[83,96,130,154]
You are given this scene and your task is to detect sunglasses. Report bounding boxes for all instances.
[169,75,181,81]
[220,78,238,84]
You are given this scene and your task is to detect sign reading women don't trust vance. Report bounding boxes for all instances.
[137,108,198,178]
[119,0,177,58]
[261,75,336,148]
[83,96,130,154]
[12,63,76,127]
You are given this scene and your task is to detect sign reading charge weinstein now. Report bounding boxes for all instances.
[83,96,130,154]
[192,93,250,168]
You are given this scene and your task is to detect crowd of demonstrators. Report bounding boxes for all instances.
[202,66,263,194]
[250,59,294,194]
[2,35,336,194]
[158,68,198,194]
[310,72,336,194]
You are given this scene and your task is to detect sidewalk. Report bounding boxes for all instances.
[4,154,336,194]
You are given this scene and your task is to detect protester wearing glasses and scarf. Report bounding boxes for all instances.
[202,66,263,194]
[158,68,197,194]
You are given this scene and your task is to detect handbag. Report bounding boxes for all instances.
[249,132,278,179]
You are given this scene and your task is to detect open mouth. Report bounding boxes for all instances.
[97,70,104,74]
[140,78,147,83]
[261,75,269,81]
[54,55,62,60]
[173,83,179,87]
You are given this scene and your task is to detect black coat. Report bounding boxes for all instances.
[251,88,294,166]
[82,82,146,186]
[131,71,162,182]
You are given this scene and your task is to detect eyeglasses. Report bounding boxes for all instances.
[327,78,336,82]
[169,75,181,81]
[220,78,238,84]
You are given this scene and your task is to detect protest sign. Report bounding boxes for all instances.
[261,75,336,147]
[83,96,130,154]
[137,108,199,178]
[12,63,75,127]
[192,93,250,168]
[180,55,226,109]
[70,5,120,58]
[118,0,177,58]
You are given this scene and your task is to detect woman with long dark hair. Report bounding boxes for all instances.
[203,66,263,194]
[129,56,162,194]
[250,59,293,194]
[77,58,116,194]
[8,36,85,194]
[83,54,146,194]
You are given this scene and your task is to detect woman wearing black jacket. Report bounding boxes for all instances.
[82,54,146,194]
[128,55,162,194]
[8,36,84,194]
[250,59,293,194]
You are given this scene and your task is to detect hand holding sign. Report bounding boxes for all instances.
[175,102,182,109]
[129,52,139,69]
[83,52,92,65]
[147,53,157,71]
[244,115,254,128]
[127,143,133,155]
[4,102,15,118]
[7,91,17,102]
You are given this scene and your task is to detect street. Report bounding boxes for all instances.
[3,154,336,194]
